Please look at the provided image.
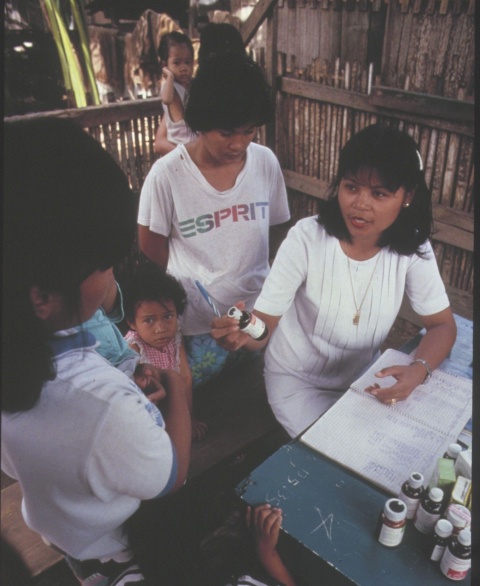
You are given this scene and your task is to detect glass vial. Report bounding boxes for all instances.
[397,471,424,519]
[376,498,407,547]
[440,529,471,581]
[443,443,463,460]
[413,487,444,534]
[429,519,453,562]
[227,307,268,341]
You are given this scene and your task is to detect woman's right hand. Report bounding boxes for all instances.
[210,301,251,352]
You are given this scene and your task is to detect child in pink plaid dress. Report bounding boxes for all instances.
[125,263,207,440]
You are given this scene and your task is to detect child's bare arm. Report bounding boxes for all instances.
[160,68,175,104]
[247,505,297,586]
[161,369,191,489]
[154,116,176,156]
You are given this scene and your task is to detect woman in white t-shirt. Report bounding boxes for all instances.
[138,52,291,388]
[212,124,457,438]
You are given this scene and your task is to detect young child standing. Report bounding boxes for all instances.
[124,263,207,440]
[154,31,195,156]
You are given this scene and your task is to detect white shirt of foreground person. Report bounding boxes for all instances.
[138,142,290,335]
[254,217,450,437]
[1,330,176,561]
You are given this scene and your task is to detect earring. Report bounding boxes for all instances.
[404,202,410,208]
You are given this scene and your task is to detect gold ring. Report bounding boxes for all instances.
[390,398,397,406]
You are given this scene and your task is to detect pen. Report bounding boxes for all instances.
[195,280,221,317]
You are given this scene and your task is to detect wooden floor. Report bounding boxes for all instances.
[1,317,420,585]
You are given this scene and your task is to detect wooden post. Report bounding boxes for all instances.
[265,3,279,150]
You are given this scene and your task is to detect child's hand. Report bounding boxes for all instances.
[246,504,283,558]
[161,67,174,83]
[134,363,167,403]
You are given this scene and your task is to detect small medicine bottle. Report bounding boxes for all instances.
[227,307,268,341]
[413,487,444,534]
[429,519,453,562]
[445,504,471,536]
[397,471,424,519]
[376,498,407,548]
[440,529,471,581]
[443,443,463,460]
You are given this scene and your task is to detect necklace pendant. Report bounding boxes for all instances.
[353,312,360,326]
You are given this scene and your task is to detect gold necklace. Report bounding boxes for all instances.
[346,253,381,326]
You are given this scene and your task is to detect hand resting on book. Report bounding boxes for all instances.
[364,360,433,405]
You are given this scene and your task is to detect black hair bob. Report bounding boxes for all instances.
[184,52,273,132]
[317,124,433,256]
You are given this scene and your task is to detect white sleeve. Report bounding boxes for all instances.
[137,161,174,237]
[265,149,291,226]
[405,241,450,316]
[87,389,176,501]
[254,222,307,316]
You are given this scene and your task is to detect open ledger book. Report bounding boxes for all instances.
[300,348,472,495]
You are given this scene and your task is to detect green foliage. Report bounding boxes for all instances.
[40,0,99,108]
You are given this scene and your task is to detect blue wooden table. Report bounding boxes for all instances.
[236,315,472,585]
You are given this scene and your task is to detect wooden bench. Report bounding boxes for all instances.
[1,354,282,579]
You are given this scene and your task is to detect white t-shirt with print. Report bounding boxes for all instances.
[138,142,290,334]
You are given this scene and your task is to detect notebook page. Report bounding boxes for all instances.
[300,348,472,494]
[300,391,453,494]
[351,349,472,436]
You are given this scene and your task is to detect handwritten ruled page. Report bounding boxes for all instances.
[300,349,472,495]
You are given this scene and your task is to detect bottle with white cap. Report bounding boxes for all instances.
[397,471,424,519]
[376,498,407,547]
[413,487,444,534]
[440,529,471,581]
[429,519,453,562]
[227,306,268,341]
[445,504,471,536]
[443,443,463,461]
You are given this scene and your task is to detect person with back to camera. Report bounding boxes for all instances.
[211,124,457,438]
[154,31,195,156]
[124,262,208,440]
[138,52,291,389]
[2,117,191,585]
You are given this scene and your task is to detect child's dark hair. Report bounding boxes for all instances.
[124,263,187,322]
[184,52,273,132]
[158,30,194,64]
[317,123,433,256]
[3,117,136,413]
[198,22,245,67]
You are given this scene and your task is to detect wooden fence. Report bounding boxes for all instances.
[264,57,474,319]
[5,86,473,321]
[5,0,474,320]
[241,0,474,320]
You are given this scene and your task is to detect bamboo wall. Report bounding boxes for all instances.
[244,0,473,315]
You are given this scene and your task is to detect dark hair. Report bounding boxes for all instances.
[184,52,273,132]
[158,31,194,64]
[124,263,187,322]
[317,124,433,255]
[198,23,245,67]
[3,117,136,412]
